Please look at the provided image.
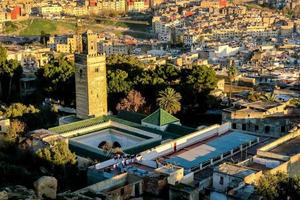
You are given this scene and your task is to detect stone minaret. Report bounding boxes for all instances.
[75,30,107,119]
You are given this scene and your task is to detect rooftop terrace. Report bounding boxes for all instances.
[269,136,300,156]
[165,131,258,170]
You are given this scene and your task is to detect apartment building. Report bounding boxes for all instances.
[97,0,126,13]
[39,5,62,16]
[126,0,149,12]
[47,35,81,54]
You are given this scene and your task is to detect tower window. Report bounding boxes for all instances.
[242,124,246,131]
[79,69,83,79]
[265,126,270,134]
[95,68,99,72]
[232,123,236,129]
[219,176,224,185]
[281,126,285,133]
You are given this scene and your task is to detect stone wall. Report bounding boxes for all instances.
[244,154,300,185]
[75,173,127,193]
[258,129,300,152]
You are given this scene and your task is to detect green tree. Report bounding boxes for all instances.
[3,59,22,99]
[7,119,26,140]
[36,57,75,105]
[0,103,57,130]
[227,64,238,103]
[181,65,217,111]
[256,172,300,200]
[184,65,217,93]
[35,141,76,166]
[0,45,7,66]
[0,103,39,118]
[157,87,182,114]
[107,54,144,77]
[260,92,276,102]
[153,64,179,85]
[0,46,22,101]
[107,69,132,94]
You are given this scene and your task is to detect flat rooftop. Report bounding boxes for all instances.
[269,136,300,156]
[245,162,271,171]
[216,163,257,178]
[223,101,283,113]
[165,131,258,169]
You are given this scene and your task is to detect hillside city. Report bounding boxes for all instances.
[0,0,300,199]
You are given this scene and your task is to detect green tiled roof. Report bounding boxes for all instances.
[142,108,179,126]
[49,116,109,134]
[165,124,196,135]
[116,110,146,124]
[49,114,179,140]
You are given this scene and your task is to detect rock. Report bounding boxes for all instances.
[34,176,57,199]
[0,191,8,200]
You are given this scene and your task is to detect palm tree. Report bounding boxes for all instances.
[227,64,238,104]
[157,87,182,114]
[260,92,276,102]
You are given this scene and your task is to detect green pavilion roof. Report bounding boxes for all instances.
[141,108,179,126]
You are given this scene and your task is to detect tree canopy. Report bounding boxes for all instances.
[256,172,300,200]
[183,65,217,93]
[107,57,218,115]
[107,69,132,94]
[35,141,76,166]
[0,103,39,118]
[0,103,57,130]
[36,56,75,105]
[0,46,22,101]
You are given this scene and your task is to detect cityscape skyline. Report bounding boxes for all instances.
[0,0,300,199]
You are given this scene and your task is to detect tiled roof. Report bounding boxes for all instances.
[116,110,146,124]
[142,108,179,126]
[165,124,196,135]
[49,116,109,134]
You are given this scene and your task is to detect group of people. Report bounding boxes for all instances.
[112,154,142,171]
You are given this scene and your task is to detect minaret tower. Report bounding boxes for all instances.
[75,30,107,119]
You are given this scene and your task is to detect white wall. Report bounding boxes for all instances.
[140,123,231,161]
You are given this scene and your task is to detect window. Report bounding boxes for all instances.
[79,69,83,79]
[95,68,99,72]
[242,124,246,131]
[255,125,259,132]
[219,176,224,185]
[265,126,270,134]
[281,126,285,133]
[232,123,236,129]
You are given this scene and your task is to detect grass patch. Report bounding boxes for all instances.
[4,21,19,34]
[18,19,76,36]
